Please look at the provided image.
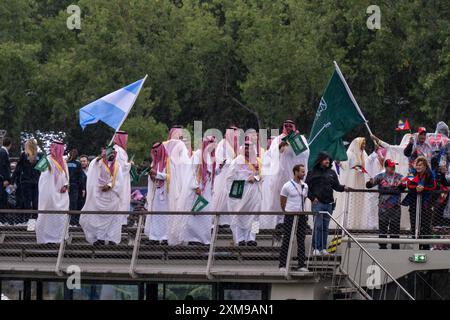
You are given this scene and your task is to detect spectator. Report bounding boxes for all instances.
[404,127,432,172]
[11,139,43,222]
[67,149,84,225]
[78,155,90,210]
[402,156,437,250]
[440,165,450,222]
[80,155,89,175]
[305,152,348,256]
[366,159,404,249]
[279,164,309,272]
[0,138,12,220]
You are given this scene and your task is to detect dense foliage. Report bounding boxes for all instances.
[1,0,449,161]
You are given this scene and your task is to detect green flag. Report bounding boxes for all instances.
[130,165,139,185]
[307,63,367,169]
[191,195,209,212]
[229,180,245,199]
[34,155,49,172]
[285,132,308,156]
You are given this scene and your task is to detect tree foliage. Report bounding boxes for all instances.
[0,0,449,160]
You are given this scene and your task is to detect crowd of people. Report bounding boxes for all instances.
[0,119,449,272]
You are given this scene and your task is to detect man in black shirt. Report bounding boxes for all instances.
[78,155,89,210]
[0,138,12,208]
[67,149,84,225]
[305,152,348,256]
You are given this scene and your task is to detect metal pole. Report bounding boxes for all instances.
[324,211,415,300]
[129,213,144,278]
[415,194,422,246]
[206,214,220,280]
[285,214,299,280]
[55,214,71,276]
[343,190,350,230]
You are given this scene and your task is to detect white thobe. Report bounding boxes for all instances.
[35,157,70,244]
[211,139,236,226]
[79,159,124,244]
[365,152,385,230]
[181,150,214,244]
[260,134,309,228]
[153,139,191,245]
[114,145,131,225]
[341,138,370,229]
[227,155,262,243]
[144,171,170,241]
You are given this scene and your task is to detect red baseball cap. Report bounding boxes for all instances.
[418,127,427,135]
[384,159,396,168]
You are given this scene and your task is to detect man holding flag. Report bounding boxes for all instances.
[306,61,370,249]
[307,62,369,169]
[78,77,146,230]
[80,146,125,245]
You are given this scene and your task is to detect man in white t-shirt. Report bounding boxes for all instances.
[278,164,309,272]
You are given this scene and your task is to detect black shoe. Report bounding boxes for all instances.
[93,240,105,246]
[238,241,246,246]
[247,241,257,247]
[188,241,202,246]
[161,240,169,246]
[148,240,160,245]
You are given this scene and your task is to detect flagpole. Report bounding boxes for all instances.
[109,74,148,145]
[333,61,373,136]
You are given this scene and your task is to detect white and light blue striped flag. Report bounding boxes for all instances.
[79,75,147,130]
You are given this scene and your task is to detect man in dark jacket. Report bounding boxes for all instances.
[0,138,12,205]
[0,137,12,223]
[305,152,348,256]
[67,149,84,225]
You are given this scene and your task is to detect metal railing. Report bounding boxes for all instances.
[326,211,415,300]
[338,189,450,251]
[0,207,434,300]
[0,210,322,280]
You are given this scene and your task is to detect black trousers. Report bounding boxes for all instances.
[409,202,432,250]
[69,184,80,225]
[378,206,400,249]
[279,214,307,268]
[0,186,7,223]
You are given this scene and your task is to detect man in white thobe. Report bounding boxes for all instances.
[113,131,132,225]
[212,126,239,226]
[227,140,262,246]
[80,146,124,245]
[181,136,216,245]
[144,142,171,245]
[260,120,309,229]
[36,141,70,244]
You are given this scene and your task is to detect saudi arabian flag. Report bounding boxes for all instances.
[307,62,367,169]
[34,155,49,172]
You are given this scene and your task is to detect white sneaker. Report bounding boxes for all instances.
[321,249,330,256]
[298,267,309,272]
[26,219,36,232]
[312,249,321,256]
[279,267,286,272]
